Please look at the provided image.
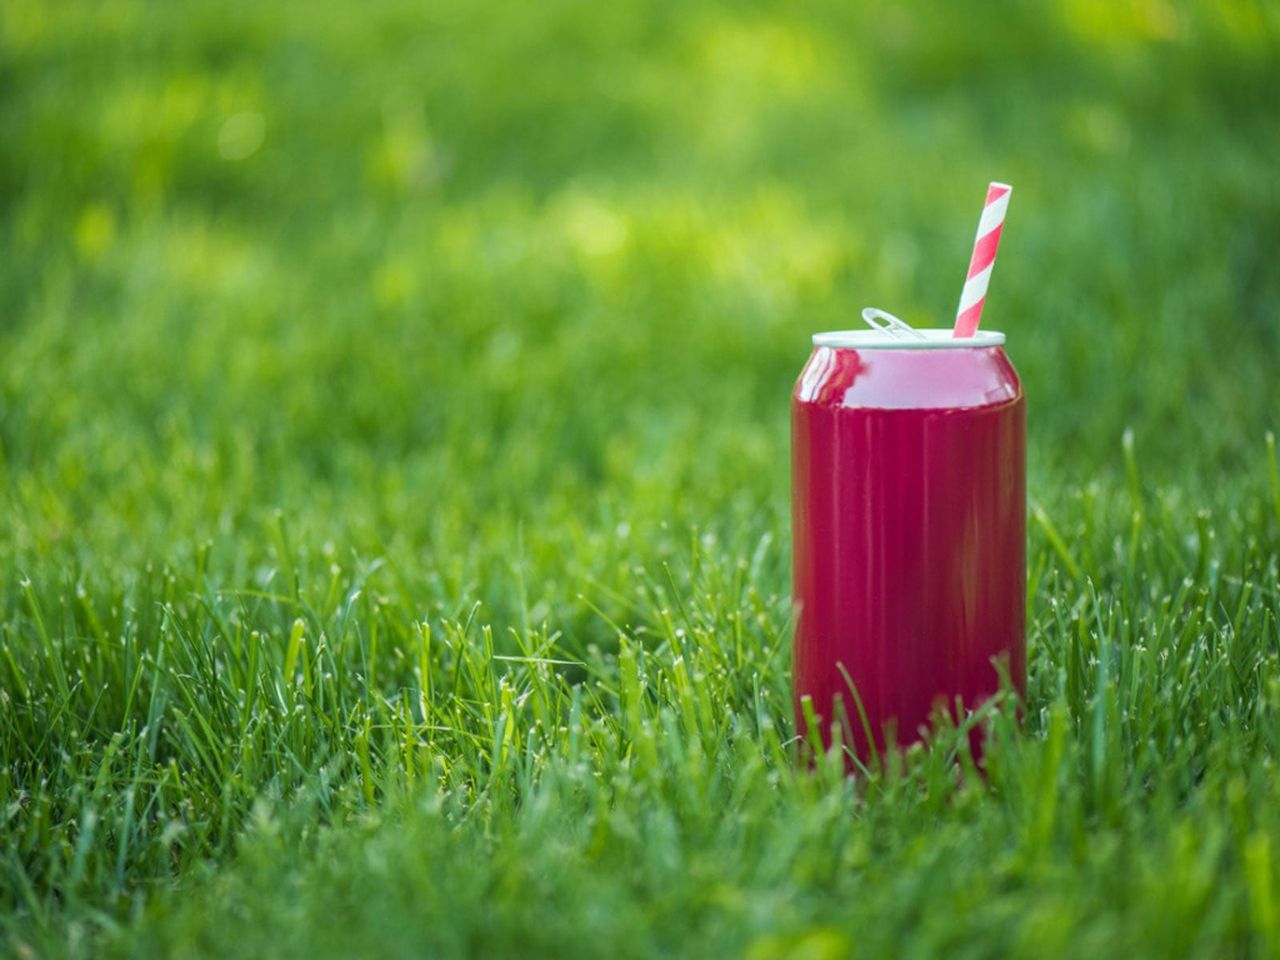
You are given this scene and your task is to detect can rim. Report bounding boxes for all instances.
[812,329,1006,350]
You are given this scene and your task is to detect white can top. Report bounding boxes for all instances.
[812,308,1006,349]
[812,329,1006,350]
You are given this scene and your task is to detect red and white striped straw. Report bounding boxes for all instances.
[953,182,1012,338]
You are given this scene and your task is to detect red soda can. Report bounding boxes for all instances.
[791,315,1025,763]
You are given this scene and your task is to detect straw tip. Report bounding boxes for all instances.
[988,181,1013,195]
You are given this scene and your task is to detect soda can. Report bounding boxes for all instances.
[791,318,1025,763]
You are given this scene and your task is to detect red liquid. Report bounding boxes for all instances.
[791,344,1025,762]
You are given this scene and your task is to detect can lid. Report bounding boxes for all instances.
[812,307,1005,349]
[812,329,1006,349]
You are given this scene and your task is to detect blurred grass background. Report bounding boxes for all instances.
[2,0,1280,956]
[3,0,1277,616]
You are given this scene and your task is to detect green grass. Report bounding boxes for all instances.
[3,0,1280,956]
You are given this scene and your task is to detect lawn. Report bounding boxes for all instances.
[2,0,1280,956]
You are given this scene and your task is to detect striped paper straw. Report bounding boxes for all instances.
[953,182,1012,338]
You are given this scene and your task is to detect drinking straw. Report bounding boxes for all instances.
[953,182,1012,338]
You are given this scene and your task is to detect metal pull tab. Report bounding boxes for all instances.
[862,307,926,341]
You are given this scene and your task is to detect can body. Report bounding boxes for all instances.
[791,336,1025,762]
